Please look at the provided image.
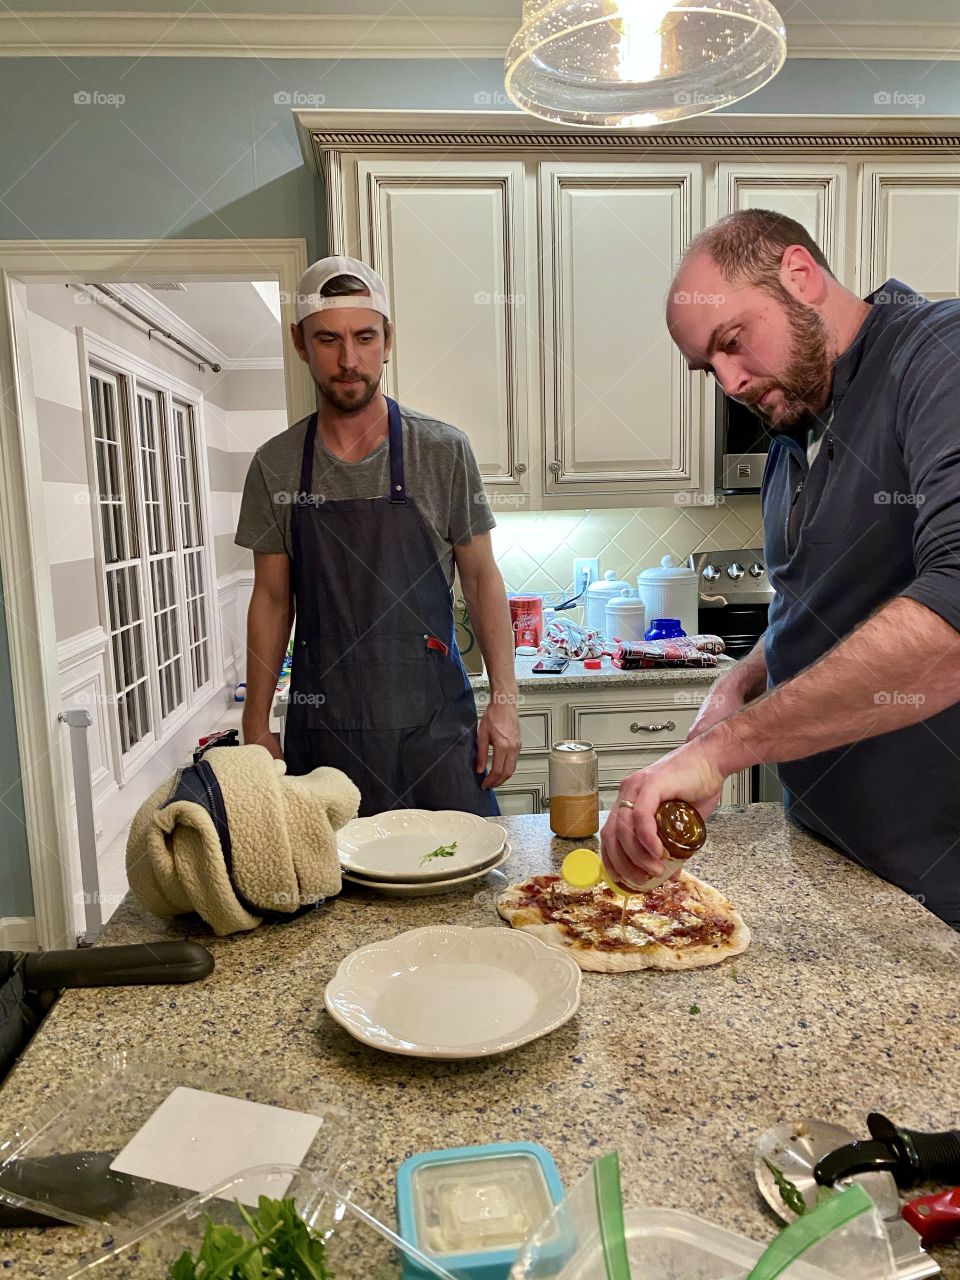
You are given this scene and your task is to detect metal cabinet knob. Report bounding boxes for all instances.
[630,720,676,733]
[548,461,562,476]
[514,462,527,475]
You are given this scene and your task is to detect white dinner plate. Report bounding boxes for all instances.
[324,925,582,1058]
[341,845,511,898]
[337,809,507,882]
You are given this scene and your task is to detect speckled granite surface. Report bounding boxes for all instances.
[471,653,737,692]
[1,805,958,1277]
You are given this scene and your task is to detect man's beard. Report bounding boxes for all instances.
[316,372,380,414]
[741,290,833,429]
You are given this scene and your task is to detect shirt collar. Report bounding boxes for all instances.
[829,277,919,405]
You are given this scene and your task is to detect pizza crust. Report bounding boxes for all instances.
[497,870,750,973]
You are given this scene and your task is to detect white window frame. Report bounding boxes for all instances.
[78,329,223,785]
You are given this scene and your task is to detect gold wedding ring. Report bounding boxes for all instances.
[618,799,635,809]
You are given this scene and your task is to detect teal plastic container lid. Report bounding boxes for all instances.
[397,1141,565,1280]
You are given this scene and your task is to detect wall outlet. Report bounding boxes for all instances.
[572,557,599,592]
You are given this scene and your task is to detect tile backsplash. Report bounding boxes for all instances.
[490,496,764,596]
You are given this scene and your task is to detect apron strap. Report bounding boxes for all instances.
[297,401,405,502]
[387,397,407,504]
[298,412,318,498]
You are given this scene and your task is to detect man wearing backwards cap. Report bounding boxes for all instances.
[235,256,520,816]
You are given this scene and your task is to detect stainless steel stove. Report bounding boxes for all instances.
[688,546,773,660]
[688,547,781,803]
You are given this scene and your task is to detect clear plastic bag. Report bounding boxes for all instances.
[510,1154,897,1280]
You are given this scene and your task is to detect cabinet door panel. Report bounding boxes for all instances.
[717,162,848,282]
[539,162,702,495]
[860,164,960,297]
[358,159,531,490]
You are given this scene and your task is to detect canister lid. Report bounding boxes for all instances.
[586,569,632,599]
[605,588,645,613]
[637,554,697,583]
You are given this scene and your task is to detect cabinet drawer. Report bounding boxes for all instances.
[570,701,696,750]
[475,698,554,755]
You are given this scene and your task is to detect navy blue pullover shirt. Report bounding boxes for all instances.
[762,280,960,923]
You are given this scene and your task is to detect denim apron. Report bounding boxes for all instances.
[284,398,499,818]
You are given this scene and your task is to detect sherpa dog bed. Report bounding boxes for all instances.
[126,743,360,936]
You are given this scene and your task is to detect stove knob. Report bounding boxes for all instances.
[702,564,721,582]
[727,562,745,581]
[749,561,765,578]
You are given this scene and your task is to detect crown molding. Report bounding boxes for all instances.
[106,283,228,368]
[0,11,957,61]
[224,355,286,371]
[295,109,960,166]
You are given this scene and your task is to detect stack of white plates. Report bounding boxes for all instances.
[336,809,510,898]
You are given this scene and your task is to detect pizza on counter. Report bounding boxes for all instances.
[496,871,750,973]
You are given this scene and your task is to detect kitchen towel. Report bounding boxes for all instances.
[126,745,360,936]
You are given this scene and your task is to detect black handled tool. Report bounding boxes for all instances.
[21,941,214,990]
[815,1112,960,1190]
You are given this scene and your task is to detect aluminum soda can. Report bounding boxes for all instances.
[549,740,599,838]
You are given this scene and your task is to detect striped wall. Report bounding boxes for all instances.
[24,285,288,644]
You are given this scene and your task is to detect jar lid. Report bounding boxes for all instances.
[606,588,645,613]
[637,554,697,583]
[586,569,632,598]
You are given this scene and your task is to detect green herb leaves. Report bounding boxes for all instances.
[762,1157,808,1217]
[419,841,458,866]
[167,1195,332,1279]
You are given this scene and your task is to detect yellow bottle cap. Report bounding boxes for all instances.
[561,848,631,897]
[561,848,604,889]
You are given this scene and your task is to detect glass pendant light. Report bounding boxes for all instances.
[504,0,787,128]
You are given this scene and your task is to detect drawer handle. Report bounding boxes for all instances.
[630,720,676,733]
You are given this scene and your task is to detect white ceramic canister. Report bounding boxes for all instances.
[636,554,699,640]
[584,569,633,633]
[604,588,647,643]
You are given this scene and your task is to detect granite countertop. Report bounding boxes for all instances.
[2,806,959,1277]
[471,653,738,692]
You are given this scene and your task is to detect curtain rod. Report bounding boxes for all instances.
[80,283,222,372]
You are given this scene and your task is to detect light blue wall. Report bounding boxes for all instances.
[1,56,959,248]
[0,52,957,919]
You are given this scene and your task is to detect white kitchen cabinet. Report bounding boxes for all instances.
[331,157,535,502]
[859,163,960,297]
[538,162,705,500]
[476,681,750,816]
[716,162,850,283]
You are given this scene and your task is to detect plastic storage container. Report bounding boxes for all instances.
[584,571,632,634]
[63,1163,458,1279]
[0,1053,348,1235]
[397,1141,565,1280]
[604,588,647,643]
[636,555,699,642]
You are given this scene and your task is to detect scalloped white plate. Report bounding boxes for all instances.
[336,809,507,882]
[324,925,582,1059]
[341,844,511,897]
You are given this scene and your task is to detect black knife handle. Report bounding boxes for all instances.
[22,941,214,990]
[868,1112,960,1187]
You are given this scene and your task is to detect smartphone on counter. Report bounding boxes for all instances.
[531,658,569,674]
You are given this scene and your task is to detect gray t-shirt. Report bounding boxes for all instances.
[234,404,496,586]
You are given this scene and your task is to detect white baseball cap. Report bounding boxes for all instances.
[294,255,391,324]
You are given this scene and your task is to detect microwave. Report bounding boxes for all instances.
[716,385,771,493]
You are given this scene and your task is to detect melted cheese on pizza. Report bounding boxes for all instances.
[515,875,734,952]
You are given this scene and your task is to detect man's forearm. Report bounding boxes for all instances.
[461,570,518,701]
[724,634,768,702]
[243,593,293,727]
[709,597,960,774]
